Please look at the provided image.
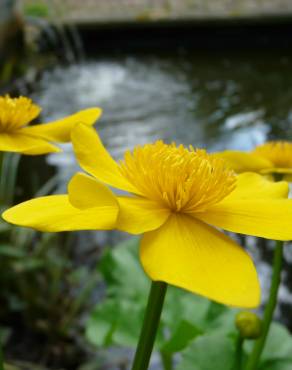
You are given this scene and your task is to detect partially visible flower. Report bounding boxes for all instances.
[216,141,292,180]
[0,95,101,154]
[4,125,292,308]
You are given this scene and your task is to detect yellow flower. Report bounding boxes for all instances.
[216,141,292,180]
[4,125,292,308]
[0,95,101,154]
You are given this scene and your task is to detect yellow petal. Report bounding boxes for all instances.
[68,172,118,209]
[0,132,61,155]
[116,196,170,234]
[196,198,292,240]
[215,150,273,173]
[224,172,289,201]
[140,214,260,308]
[71,124,138,194]
[2,195,118,232]
[21,108,102,142]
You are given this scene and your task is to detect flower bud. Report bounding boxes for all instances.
[235,311,262,339]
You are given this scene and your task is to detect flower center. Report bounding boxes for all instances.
[0,95,41,132]
[119,141,236,213]
[253,141,292,169]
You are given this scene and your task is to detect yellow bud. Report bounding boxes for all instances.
[235,311,262,339]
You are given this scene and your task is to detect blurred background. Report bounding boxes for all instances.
[2,1,292,369]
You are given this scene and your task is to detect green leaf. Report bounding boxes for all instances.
[161,320,202,354]
[13,258,44,272]
[262,323,292,361]
[259,358,292,370]
[86,300,120,347]
[245,323,292,363]
[242,323,292,370]
[0,244,25,258]
[0,222,12,233]
[100,237,148,300]
[203,301,238,334]
[177,332,235,370]
[163,287,210,332]
[86,237,235,354]
[86,299,147,347]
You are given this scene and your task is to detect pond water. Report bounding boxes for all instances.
[31,49,292,326]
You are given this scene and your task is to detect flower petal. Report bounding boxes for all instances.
[68,172,118,209]
[0,132,61,155]
[140,214,259,308]
[2,195,118,232]
[224,172,289,201]
[116,196,170,234]
[215,150,273,173]
[196,199,292,240]
[21,108,102,142]
[71,123,138,193]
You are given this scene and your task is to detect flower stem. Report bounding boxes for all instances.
[245,240,284,370]
[0,339,4,370]
[161,351,173,370]
[233,335,244,370]
[0,153,20,205]
[131,281,167,370]
[0,151,4,370]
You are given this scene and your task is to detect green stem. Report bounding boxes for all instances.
[131,281,167,370]
[0,151,4,370]
[245,240,284,370]
[234,335,244,370]
[161,351,173,370]
[0,339,4,370]
[0,152,20,205]
[5,153,20,205]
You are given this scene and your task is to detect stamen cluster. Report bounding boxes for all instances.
[120,141,236,213]
[0,95,41,132]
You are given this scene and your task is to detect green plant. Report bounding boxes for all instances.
[85,237,292,370]
[85,238,238,369]
[24,3,49,18]
[0,165,99,368]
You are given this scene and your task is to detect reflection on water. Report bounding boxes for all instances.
[32,50,292,325]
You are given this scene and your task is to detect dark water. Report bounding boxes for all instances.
[31,49,292,326]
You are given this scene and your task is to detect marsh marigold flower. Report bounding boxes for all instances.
[216,141,292,180]
[0,95,101,154]
[4,125,292,308]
